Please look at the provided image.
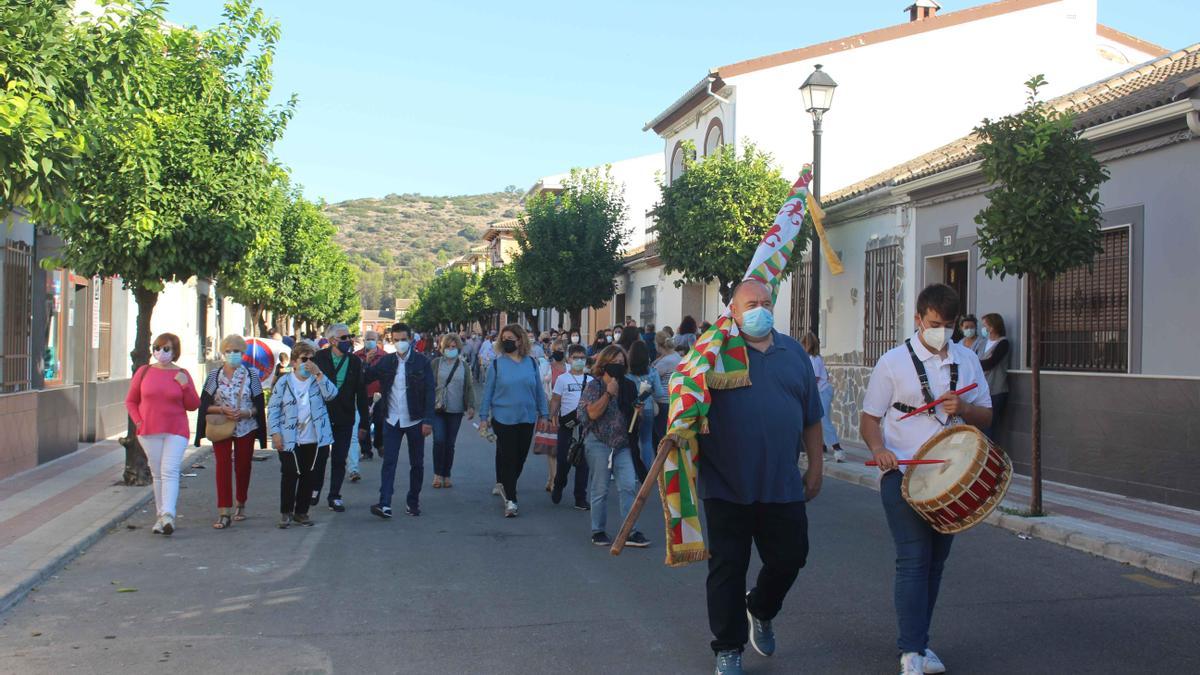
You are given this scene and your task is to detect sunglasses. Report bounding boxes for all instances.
[297,356,311,363]
[153,346,172,353]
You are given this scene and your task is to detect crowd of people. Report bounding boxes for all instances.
[122,316,726,547]
[123,286,1003,675]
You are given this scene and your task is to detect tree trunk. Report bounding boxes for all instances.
[121,287,158,486]
[524,310,538,330]
[1029,276,1043,515]
[569,308,582,333]
[248,302,268,337]
[718,279,735,308]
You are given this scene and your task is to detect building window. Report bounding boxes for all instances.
[2,241,33,393]
[788,258,812,340]
[197,285,209,364]
[670,142,685,183]
[96,278,114,380]
[1028,227,1130,373]
[704,118,724,156]
[864,244,901,366]
[640,285,656,327]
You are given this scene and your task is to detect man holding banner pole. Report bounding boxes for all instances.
[610,164,842,675]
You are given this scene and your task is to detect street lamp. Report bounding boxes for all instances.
[799,64,836,337]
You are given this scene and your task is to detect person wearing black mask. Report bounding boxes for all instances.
[479,324,549,517]
[311,323,370,513]
[577,345,650,549]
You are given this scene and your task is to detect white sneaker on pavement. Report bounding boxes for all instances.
[900,652,925,675]
[492,483,504,497]
[504,500,519,518]
[923,648,946,674]
[834,449,846,463]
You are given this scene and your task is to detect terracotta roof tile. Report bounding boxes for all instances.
[825,43,1200,206]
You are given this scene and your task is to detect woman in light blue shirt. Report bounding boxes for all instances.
[479,324,549,518]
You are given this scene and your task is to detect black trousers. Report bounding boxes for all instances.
[493,421,534,503]
[552,417,589,502]
[278,443,323,515]
[704,498,809,654]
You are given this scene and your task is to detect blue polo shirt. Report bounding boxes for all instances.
[698,330,824,504]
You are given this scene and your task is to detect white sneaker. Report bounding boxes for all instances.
[834,449,846,463]
[152,517,165,535]
[492,483,504,497]
[504,500,519,518]
[900,652,925,675]
[923,649,946,674]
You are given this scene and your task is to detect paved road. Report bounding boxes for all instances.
[0,428,1196,674]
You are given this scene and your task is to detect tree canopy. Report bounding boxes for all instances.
[512,167,627,328]
[651,141,793,305]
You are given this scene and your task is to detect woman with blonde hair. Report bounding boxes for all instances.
[578,345,650,548]
[125,333,200,535]
[430,333,476,488]
[801,332,845,462]
[196,335,266,529]
[479,323,549,517]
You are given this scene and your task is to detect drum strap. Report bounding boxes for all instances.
[892,339,959,416]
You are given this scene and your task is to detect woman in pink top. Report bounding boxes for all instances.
[125,332,200,535]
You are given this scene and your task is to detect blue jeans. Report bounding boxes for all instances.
[638,403,656,477]
[380,421,425,510]
[431,411,464,477]
[585,438,637,535]
[819,386,840,447]
[314,423,354,503]
[347,411,361,475]
[881,470,954,653]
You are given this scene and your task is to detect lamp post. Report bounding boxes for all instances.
[799,64,837,337]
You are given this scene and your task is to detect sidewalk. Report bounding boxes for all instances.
[0,437,210,614]
[818,444,1200,585]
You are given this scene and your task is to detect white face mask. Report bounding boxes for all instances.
[920,323,954,352]
[962,328,976,339]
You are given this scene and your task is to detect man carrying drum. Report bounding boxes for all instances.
[861,283,992,675]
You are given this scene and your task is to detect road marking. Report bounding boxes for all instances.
[1122,573,1175,589]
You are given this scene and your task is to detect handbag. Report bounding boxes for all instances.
[205,371,242,443]
[566,426,588,467]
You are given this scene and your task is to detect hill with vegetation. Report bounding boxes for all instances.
[324,188,524,310]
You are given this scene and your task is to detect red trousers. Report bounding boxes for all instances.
[214,432,255,510]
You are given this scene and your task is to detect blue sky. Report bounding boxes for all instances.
[166,1,1197,204]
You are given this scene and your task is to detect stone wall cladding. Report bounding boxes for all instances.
[825,351,870,444]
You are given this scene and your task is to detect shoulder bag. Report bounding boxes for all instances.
[434,358,461,412]
[205,370,242,443]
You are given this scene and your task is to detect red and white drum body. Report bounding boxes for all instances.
[901,426,1012,534]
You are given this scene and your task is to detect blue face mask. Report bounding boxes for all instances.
[336,339,353,354]
[980,326,990,339]
[445,348,459,359]
[739,306,774,338]
[364,340,377,351]
[224,351,242,367]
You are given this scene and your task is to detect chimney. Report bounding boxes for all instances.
[906,0,942,22]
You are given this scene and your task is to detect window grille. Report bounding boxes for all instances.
[639,285,656,327]
[788,258,812,340]
[2,241,33,393]
[864,244,901,366]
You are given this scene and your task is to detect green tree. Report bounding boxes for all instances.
[477,265,532,328]
[973,75,1108,515]
[513,167,627,329]
[1,0,161,222]
[651,141,793,305]
[46,1,294,485]
[221,172,289,335]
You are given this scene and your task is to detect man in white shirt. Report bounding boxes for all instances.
[861,284,991,675]
[364,323,435,519]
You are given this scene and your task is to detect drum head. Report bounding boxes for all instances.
[905,428,981,502]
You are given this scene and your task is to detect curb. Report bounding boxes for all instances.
[820,462,1200,586]
[0,446,212,616]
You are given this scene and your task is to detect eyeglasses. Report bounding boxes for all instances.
[297,356,311,363]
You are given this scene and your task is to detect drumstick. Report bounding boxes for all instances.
[865,459,946,466]
[611,438,673,557]
[897,383,979,420]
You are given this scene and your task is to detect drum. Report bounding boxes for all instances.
[901,425,1012,534]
